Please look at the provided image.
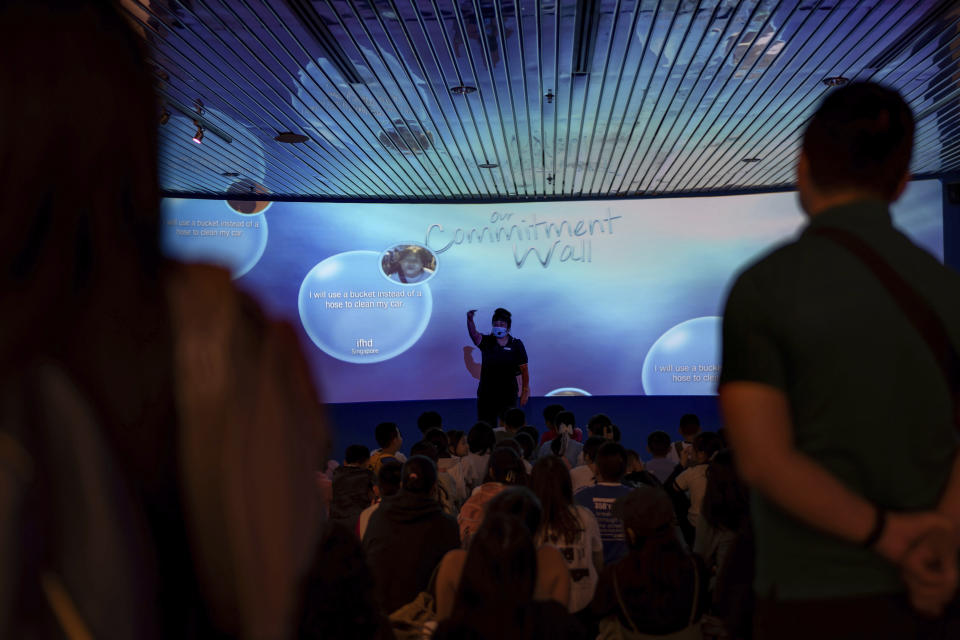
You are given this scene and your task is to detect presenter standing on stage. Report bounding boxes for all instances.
[467,308,529,427]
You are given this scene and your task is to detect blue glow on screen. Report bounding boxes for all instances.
[161,180,943,403]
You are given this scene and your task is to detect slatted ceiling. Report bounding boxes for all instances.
[124,0,960,202]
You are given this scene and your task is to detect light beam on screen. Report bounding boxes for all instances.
[160,180,943,402]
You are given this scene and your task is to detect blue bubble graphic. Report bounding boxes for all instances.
[545,387,592,397]
[298,251,433,363]
[160,198,268,278]
[641,316,722,396]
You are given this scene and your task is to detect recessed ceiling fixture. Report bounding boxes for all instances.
[275,131,309,144]
[222,172,240,177]
[478,162,498,169]
[450,85,476,95]
[741,157,761,163]
[823,76,849,87]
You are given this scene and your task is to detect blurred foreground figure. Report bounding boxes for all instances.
[719,82,960,639]
[0,2,326,638]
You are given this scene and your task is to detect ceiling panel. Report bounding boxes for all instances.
[124,0,960,201]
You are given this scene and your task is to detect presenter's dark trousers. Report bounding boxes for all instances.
[755,591,960,640]
[477,390,517,428]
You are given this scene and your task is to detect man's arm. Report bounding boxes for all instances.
[719,381,953,563]
[466,309,482,346]
[519,364,530,406]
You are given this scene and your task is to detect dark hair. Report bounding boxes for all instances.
[647,430,672,457]
[582,436,607,463]
[587,414,613,435]
[803,82,914,200]
[424,428,449,457]
[678,414,701,437]
[596,442,627,482]
[446,430,465,455]
[518,426,539,445]
[485,487,542,536]
[531,456,582,545]
[514,432,535,460]
[410,440,439,463]
[625,449,640,463]
[702,450,749,532]
[344,445,370,465]
[494,438,523,458]
[503,407,525,430]
[555,411,575,429]
[491,307,512,328]
[417,410,442,434]
[487,447,526,485]
[374,422,400,448]
[549,410,576,458]
[401,455,437,495]
[542,404,565,427]
[693,432,724,459]
[441,513,536,639]
[377,459,403,497]
[467,422,495,455]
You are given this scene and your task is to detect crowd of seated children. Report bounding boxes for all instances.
[570,436,605,493]
[538,403,583,445]
[496,407,527,442]
[459,447,528,545]
[539,410,583,467]
[574,442,634,565]
[449,421,496,502]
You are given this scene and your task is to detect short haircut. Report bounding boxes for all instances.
[467,421,495,454]
[378,459,403,497]
[582,436,607,463]
[514,432,535,460]
[344,444,370,465]
[694,432,724,459]
[678,414,701,437]
[401,455,437,494]
[374,422,399,448]
[410,440,439,463]
[647,430,672,457]
[446,429,465,452]
[803,82,914,200]
[416,410,442,434]
[492,307,512,328]
[424,428,449,456]
[503,407,525,430]
[625,449,640,463]
[518,426,539,445]
[542,404,565,426]
[485,487,542,536]
[555,411,575,429]
[595,442,627,482]
[495,438,523,457]
[587,413,613,435]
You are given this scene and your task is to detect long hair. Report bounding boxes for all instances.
[701,450,749,532]
[441,513,537,640]
[530,456,582,545]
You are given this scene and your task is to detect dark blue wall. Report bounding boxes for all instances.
[325,394,721,463]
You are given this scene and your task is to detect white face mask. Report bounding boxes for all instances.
[492,327,508,338]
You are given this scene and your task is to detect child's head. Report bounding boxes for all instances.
[587,413,613,439]
[410,440,439,463]
[487,447,526,485]
[595,442,628,483]
[678,414,701,441]
[693,431,724,464]
[625,449,643,474]
[502,407,525,431]
[416,410,442,434]
[447,429,467,457]
[514,432,535,461]
[377,459,403,498]
[423,428,449,457]
[467,421,495,455]
[581,436,606,466]
[344,444,370,467]
[647,430,671,458]
[542,404,565,431]
[374,422,402,452]
[401,455,437,495]
[555,411,575,435]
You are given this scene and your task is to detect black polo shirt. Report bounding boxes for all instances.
[477,334,528,395]
[720,199,960,599]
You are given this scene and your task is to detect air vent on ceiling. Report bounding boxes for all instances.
[275,131,309,143]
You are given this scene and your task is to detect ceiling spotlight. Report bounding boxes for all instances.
[222,172,240,177]
[823,76,849,87]
[450,85,476,95]
[159,108,170,125]
[741,157,761,163]
[192,120,204,144]
[478,162,498,169]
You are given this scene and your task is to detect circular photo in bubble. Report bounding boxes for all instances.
[545,387,592,397]
[381,242,437,285]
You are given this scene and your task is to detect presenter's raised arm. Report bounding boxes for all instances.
[466,309,482,346]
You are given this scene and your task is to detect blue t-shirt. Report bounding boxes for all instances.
[574,483,632,564]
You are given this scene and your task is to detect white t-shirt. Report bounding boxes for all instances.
[569,464,595,494]
[675,464,709,526]
[447,452,489,504]
[537,505,602,612]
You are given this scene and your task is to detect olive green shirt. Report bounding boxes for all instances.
[720,199,960,599]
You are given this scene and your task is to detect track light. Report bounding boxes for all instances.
[159,108,170,125]
[192,120,204,144]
